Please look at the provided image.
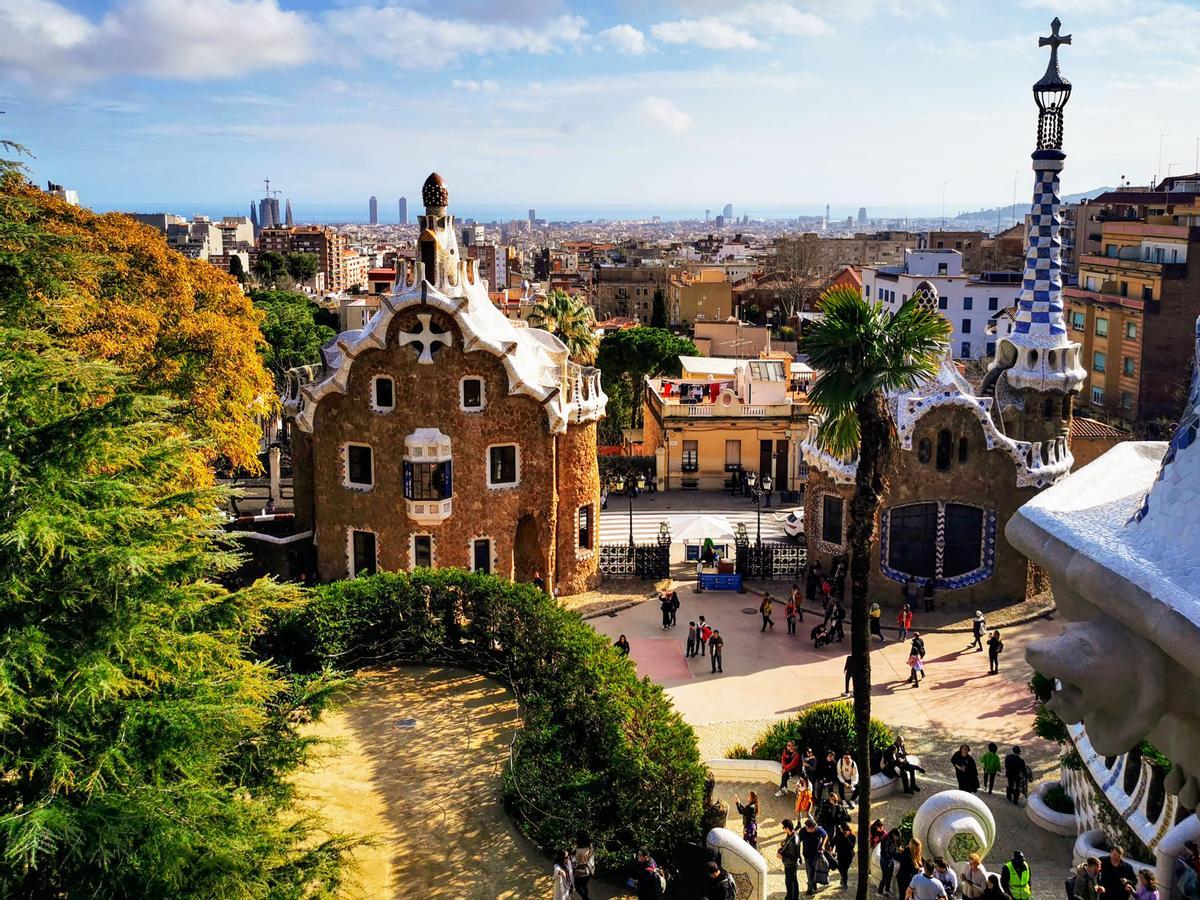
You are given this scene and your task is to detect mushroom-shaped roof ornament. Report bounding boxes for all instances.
[422,172,449,209]
[911,280,940,313]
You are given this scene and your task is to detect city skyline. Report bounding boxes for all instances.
[2,1,1198,212]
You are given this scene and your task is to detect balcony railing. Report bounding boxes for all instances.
[659,400,795,418]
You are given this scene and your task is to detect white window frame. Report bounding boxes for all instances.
[343,442,375,491]
[370,375,396,413]
[486,443,521,489]
[347,527,379,578]
[469,536,494,574]
[410,533,435,570]
[1091,386,1105,405]
[459,376,486,413]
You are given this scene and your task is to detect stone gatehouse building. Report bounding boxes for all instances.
[282,173,606,593]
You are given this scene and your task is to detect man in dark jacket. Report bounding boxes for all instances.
[815,750,838,802]
[633,848,664,899]
[705,860,737,899]
[1004,746,1031,804]
[779,819,802,900]
[1099,846,1135,900]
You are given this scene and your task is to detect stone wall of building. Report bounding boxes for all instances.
[303,305,597,591]
[554,423,601,594]
[805,404,1037,607]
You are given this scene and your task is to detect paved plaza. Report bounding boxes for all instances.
[599,489,801,549]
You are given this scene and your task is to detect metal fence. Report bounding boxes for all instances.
[735,539,808,581]
[599,539,671,579]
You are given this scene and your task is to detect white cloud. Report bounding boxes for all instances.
[598,24,648,55]
[651,17,762,49]
[452,78,500,92]
[642,96,691,133]
[650,3,828,50]
[324,8,587,67]
[0,0,312,89]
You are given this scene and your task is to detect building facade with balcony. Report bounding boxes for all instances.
[640,354,811,493]
[282,173,606,594]
[668,268,734,325]
[1064,221,1200,427]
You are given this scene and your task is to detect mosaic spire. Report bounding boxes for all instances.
[988,18,1085,394]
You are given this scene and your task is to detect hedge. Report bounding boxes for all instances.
[736,701,894,769]
[261,569,706,867]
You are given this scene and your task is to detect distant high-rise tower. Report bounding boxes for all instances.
[857,207,867,226]
[258,197,278,230]
[399,196,408,225]
[369,195,379,225]
[825,203,830,221]
[722,203,733,220]
[285,199,294,227]
[705,209,711,223]
[528,208,536,228]
[250,202,259,236]
[715,214,725,229]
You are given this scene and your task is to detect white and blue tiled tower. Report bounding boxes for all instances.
[988,18,1085,443]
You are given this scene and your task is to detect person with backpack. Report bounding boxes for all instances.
[833,823,856,888]
[760,594,775,632]
[1004,747,1031,805]
[705,860,737,900]
[988,630,1004,674]
[800,818,829,896]
[1072,856,1103,900]
[698,617,712,656]
[572,833,595,899]
[897,604,913,641]
[870,601,885,642]
[791,583,805,623]
[780,819,803,900]
[631,848,665,899]
[786,593,799,635]
[968,611,986,652]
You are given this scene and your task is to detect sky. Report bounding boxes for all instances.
[2,0,1199,220]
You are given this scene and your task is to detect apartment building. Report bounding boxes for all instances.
[668,268,733,325]
[591,263,670,322]
[1064,219,1200,427]
[259,225,349,292]
[862,250,1021,359]
[641,354,812,492]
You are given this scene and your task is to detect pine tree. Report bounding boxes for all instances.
[650,287,668,328]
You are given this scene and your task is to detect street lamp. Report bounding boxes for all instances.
[754,486,762,547]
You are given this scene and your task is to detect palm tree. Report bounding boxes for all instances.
[528,289,599,364]
[799,286,949,900]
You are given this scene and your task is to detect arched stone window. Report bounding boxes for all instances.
[881,502,994,589]
[420,236,437,282]
[917,438,932,464]
[958,436,969,463]
[936,429,953,471]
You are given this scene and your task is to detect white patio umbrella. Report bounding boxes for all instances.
[672,514,737,544]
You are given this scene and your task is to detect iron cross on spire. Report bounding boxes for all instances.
[1039,17,1071,60]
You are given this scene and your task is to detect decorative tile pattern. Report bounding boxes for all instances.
[1012,167,1068,343]
[879,502,997,590]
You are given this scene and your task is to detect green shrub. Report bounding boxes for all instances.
[1034,705,1070,744]
[1028,671,1055,703]
[1061,749,1084,771]
[1045,784,1076,815]
[897,812,915,844]
[747,701,894,769]
[726,744,752,760]
[262,569,706,868]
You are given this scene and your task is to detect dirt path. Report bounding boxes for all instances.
[294,666,555,899]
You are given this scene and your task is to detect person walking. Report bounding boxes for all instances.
[907,652,924,687]
[894,837,923,900]
[780,819,803,900]
[950,744,980,793]
[615,634,630,656]
[922,578,936,613]
[572,834,595,900]
[710,629,724,674]
[968,611,986,652]
[696,556,705,592]
[807,562,821,605]
[699,617,711,656]
[760,594,775,632]
[762,473,773,507]
[778,740,803,797]
[1100,846,1135,900]
[1004,747,1031,805]
[552,849,574,900]
[800,818,829,896]
[870,601,885,642]
[981,743,1001,794]
[844,654,854,696]
[897,604,913,642]
[832,823,856,889]
[962,853,987,900]
[791,583,805,622]
[1072,857,1103,900]
[830,601,846,643]
[632,848,665,899]
[878,828,899,896]
[705,860,737,900]
[660,592,673,629]
[734,791,759,848]
[794,774,815,820]
[1000,851,1032,900]
[786,593,799,635]
[686,621,698,658]
[987,630,1004,674]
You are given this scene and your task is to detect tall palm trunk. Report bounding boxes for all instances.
[849,393,893,900]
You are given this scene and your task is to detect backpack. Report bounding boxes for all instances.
[654,865,667,895]
[720,871,737,899]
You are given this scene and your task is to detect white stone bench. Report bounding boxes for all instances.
[706,756,918,799]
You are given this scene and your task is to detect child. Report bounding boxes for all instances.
[981,742,1001,794]
[686,621,698,658]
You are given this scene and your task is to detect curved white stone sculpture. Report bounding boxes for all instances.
[705,757,915,799]
[706,826,768,900]
[1026,781,1076,836]
[913,790,997,865]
